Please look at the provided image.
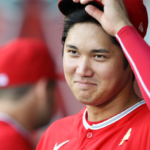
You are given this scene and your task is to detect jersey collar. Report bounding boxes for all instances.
[83,100,145,130]
[0,112,31,139]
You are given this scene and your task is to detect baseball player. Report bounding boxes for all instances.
[0,38,56,150]
[37,0,150,149]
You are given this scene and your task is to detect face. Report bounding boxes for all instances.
[33,82,55,129]
[63,23,132,106]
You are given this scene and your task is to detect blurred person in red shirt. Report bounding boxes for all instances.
[0,38,56,150]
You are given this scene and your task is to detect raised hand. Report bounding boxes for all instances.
[73,0,133,36]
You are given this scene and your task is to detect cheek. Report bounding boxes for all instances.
[94,58,125,83]
[63,55,77,83]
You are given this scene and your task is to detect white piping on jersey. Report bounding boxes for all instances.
[0,112,30,139]
[83,100,145,130]
[116,34,150,98]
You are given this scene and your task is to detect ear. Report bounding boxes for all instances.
[34,78,49,105]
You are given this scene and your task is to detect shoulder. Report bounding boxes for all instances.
[36,108,86,150]
[48,107,85,132]
[130,103,150,132]
[0,122,32,150]
[0,121,19,140]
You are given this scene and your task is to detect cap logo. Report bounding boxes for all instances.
[139,22,144,33]
[0,73,9,87]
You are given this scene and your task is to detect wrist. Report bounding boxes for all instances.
[115,21,133,36]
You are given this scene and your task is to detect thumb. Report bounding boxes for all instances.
[85,5,103,23]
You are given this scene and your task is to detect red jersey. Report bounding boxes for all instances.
[37,26,150,150]
[0,113,33,150]
[37,101,150,150]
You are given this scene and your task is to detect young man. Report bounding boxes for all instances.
[0,38,56,150]
[37,0,150,149]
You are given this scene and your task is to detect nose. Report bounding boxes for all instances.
[76,57,94,77]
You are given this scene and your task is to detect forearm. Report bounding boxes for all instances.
[116,25,150,109]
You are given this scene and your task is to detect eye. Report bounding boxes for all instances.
[68,50,79,56]
[94,55,106,60]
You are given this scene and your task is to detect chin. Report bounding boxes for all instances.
[78,100,99,106]
[76,95,95,105]
[76,93,107,106]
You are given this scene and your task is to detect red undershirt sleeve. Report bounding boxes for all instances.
[116,25,150,109]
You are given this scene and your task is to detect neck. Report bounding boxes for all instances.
[0,95,36,132]
[86,84,142,122]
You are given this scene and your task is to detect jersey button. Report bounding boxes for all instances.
[87,132,93,138]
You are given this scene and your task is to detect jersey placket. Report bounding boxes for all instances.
[77,129,95,150]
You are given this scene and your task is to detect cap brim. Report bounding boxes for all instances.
[58,0,103,16]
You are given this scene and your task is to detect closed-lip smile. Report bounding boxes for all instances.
[75,81,97,87]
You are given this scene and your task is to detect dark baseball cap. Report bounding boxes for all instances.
[58,0,148,38]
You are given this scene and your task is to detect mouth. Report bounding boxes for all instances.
[75,81,97,88]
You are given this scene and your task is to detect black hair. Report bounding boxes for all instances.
[0,85,32,100]
[61,2,135,81]
[0,81,55,101]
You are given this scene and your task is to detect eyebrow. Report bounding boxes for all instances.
[91,49,110,53]
[66,44,78,49]
[66,44,110,53]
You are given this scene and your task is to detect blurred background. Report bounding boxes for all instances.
[0,0,149,148]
